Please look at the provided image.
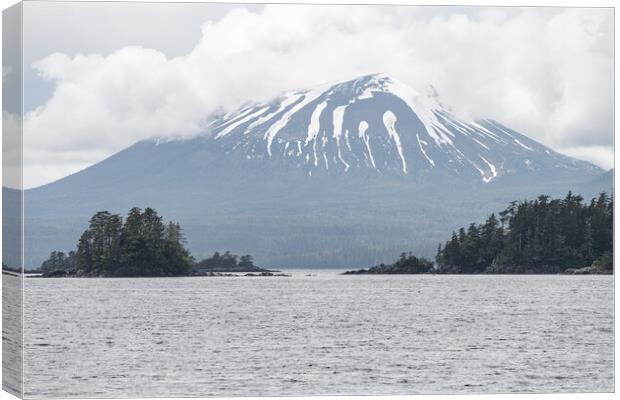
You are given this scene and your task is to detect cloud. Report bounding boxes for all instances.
[23,5,613,187]
[558,146,614,171]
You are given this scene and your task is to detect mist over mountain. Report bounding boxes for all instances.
[20,74,611,269]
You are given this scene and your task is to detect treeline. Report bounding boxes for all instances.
[194,251,266,273]
[436,191,613,274]
[42,207,193,277]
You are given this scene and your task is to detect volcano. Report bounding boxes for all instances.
[23,73,610,268]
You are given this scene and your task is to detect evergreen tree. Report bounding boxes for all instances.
[75,230,93,274]
[238,255,255,269]
[40,251,74,273]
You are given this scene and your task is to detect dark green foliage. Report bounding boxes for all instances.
[344,252,434,274]
[40,251,76,273]
[593,251,613,271]
[238,254,255,269]
[195,251,265,272]
[46,207,193,277]
[437,192,613,274]
[75,211,122,275]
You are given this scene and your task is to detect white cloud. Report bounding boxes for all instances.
[557,145,615,171]
[23,5,613,187]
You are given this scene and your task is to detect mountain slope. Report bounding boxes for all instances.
[23,73,610,269]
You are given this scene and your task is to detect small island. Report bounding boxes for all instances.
[343,253,434,275]
[192,251,289,276]
[344,191,613,275]
[38,207,287,277]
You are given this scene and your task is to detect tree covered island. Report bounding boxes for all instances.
[343,253,434,275]
[39,207,282,277]
[344,191,613,275]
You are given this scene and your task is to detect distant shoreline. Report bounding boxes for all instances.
[3,270,612,278]
[341,271,613,276]
[342,266,613,276]
[27,269,290,278]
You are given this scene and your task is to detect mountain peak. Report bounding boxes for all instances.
[350,72,421,96]
[197,74,601,183]
[355,71,397,83]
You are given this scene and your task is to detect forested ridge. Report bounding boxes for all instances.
[436,191,613,274]
[344,191,613,275]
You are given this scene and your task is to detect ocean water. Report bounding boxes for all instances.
[9,272,614,397]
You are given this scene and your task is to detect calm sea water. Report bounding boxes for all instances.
[11,272,615,397]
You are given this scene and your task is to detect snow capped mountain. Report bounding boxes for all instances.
[194,73,599,183]
[23,73,609,269]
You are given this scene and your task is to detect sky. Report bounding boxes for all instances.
[4,2,614,188]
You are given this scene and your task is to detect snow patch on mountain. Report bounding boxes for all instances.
[216,106,270,138]
[416,134,435,167]
[479,156,498,183]
[307,101,327,145]
[382,110,407,174]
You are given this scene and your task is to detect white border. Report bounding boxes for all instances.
[0,1,616,400]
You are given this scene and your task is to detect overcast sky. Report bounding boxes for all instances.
[8,2,614,188]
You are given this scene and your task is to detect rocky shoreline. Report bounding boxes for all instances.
[343,264,613,275]
[197,271,291,277]
[37,269,291,278]
[562,266,612,275]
